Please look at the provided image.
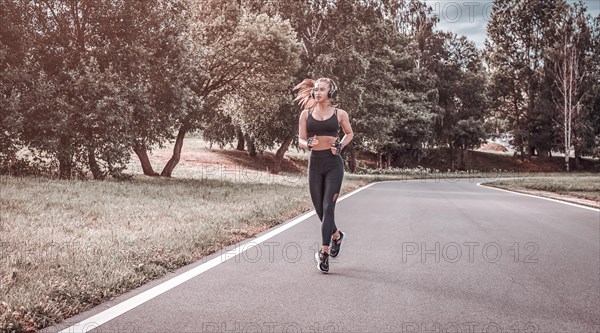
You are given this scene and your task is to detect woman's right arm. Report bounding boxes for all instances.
[299,110,318,150]
[298,110,310,150]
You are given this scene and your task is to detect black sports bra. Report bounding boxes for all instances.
[307,108,340,137]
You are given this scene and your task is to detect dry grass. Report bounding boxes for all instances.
[482,175,600,202]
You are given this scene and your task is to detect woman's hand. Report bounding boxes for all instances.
[307,135,318,150]
[331,139,344,155]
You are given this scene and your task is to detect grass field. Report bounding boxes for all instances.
[482,176,600,202]
[1,135,599,332]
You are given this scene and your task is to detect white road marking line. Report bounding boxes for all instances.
[59,182,377,333]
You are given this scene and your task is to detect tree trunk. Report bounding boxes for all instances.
[553,24,584,173]
[236,127,245,151]
[133,143,159,176]
[271,136,293,174]
[58,154,72,180]
[161,125,188,177]
[449,146,455,171]
[58,137,72,180]
[244,133,256,157]
[87,146,103,180]
[574,146,581,170]
[459,146,466,170]
[377,151,382,169]
[347,142,356,173]
[519,145,525,161]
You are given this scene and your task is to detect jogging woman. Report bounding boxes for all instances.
[293,77,354,273]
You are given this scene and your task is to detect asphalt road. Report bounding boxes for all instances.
[43,178,600,333]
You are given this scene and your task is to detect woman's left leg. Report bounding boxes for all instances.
[320,155,344,248]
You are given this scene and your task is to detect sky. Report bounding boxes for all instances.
[422,0,600,49]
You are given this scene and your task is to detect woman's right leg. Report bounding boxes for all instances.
[308,157,325,223]
[310,156,333,272]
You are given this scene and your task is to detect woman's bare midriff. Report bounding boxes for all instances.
[310,135,338,151]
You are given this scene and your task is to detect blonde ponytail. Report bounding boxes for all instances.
[293,78,316,110]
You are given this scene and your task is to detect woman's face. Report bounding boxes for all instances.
[313,81,331,101]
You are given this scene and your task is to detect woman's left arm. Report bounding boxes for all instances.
[332,109,354,155]
[339,109,354,147]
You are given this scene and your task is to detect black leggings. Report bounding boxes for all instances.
[308,149,344,246]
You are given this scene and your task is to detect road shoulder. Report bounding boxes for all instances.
[481,183,599,209]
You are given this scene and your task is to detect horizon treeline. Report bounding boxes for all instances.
[1,0,598,179]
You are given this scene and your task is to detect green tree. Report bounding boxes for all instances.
[242,0,353,170]
[546,2,593,171]
[485,0,561,160]
[17,0,136,179]
[160,0,302,176]
[431,32,488,167]
[356,22,435,168]
[451,118,487,170]
[104,0,194,177]
[216,13,302,174]
[0,0,32,170]
[314,0,439,169]
[588,15,600,159]
[3,0,190,179]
